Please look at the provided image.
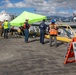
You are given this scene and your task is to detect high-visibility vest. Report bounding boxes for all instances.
[0,22,2,29]
[23,23,26,28]
[4,21,9,29]
[0,25,2,29]
[49,24,58,35]
[23,23,30,29]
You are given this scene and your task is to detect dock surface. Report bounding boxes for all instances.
[0,37,76,75]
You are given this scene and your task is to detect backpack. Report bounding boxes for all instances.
[24,22,30,29]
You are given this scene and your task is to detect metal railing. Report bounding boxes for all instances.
[58,24,76,37]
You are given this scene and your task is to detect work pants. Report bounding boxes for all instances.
[1,28,4,37]
[0,29,3,37]
[50,35,57,47]
[4,28,9,39]
[40,32,45,44]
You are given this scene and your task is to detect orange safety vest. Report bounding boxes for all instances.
[23,23,26,28]
[0,25,2,29]
[49,24,58,35]
[0,22,2,29]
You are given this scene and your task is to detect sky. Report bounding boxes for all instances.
[0,0,76,17]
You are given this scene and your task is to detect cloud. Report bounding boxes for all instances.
[0,0,76,16]
[1,0,14,8]
[14,2,26,8]
[74,10,76,13]
[0,10,6,13]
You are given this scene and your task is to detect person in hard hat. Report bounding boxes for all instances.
[49,19,58,47]
[39,19,47,44]
[3,19,10,39]
[23,19,30,43]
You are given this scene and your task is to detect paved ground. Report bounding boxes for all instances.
[0,36,76,75]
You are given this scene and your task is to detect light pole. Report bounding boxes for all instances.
[34,9,36,13]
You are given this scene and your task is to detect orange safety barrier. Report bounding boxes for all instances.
[64,37,76,64]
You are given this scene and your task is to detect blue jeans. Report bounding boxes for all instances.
[24,29,29,42]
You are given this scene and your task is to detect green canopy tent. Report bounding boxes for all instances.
[10,11,47,26]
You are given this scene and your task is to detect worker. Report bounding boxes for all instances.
[39,19,47,44]
[3,19,10,39]
[1,21,4,37]
[0,21,3,37]
[23,19,30,43]
[49,20,58,47]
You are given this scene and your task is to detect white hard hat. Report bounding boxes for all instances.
[5,19,8,20]
[25,18,29,21]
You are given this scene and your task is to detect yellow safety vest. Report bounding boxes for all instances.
[4,22,9,29]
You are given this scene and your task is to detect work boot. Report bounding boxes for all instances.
[50,44,52,47]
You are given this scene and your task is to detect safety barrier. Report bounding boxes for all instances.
[64,37,76,64]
